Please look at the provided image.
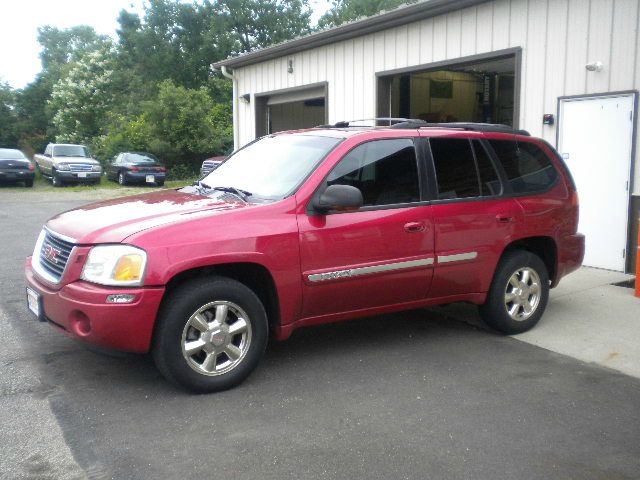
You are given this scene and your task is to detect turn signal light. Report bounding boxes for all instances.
[113,254,144,282]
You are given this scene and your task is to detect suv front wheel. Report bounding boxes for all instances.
[479,250,550,334]
[153,276,268,392]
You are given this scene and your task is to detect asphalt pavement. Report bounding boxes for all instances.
[1,188,639,480]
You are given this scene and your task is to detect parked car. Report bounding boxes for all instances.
[200,155,227,176]
[33,144,102,187]
[25,120,584,393]
[106,152,166,186]
[0,148,35,187]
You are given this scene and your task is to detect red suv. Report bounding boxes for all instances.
[25,121,584,392]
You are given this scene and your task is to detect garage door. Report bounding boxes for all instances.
[257,86,327,135]
[558,94,635,271]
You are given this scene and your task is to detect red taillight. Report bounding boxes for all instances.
[159,167,166,172]
[570,189,579,208]
[130,167,138,171]
[28,163,34,171]
[570,189,579,231]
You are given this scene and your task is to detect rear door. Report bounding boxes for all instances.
[297,137,435,319]
[424,136,522,297]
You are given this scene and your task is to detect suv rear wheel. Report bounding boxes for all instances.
[153,276,268,392]
[479,250,549,334]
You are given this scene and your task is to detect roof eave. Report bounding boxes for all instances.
[213,0,490,70]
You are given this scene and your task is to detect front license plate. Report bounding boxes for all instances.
[26,287,41,318]
[77,172,87,178]
[146,175,155,183]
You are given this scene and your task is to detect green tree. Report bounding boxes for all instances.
[0,82,18,147]
[318,0,417,29]
[49,42,118,144]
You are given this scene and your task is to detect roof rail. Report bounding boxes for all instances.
[317,119,530,136]
[317,118,425,128]
[415,122,530,136]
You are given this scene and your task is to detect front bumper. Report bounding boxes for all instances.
[25,258,165,353]
[58,171,102,182]
[0,170,35,181]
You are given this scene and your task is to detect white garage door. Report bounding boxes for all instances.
[558,94,635,271]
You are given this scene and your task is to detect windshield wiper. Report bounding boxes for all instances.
[192,181,251,202]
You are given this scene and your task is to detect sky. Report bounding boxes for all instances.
[0,0,332,89]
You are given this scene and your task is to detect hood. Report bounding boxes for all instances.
[54,156,100,165]
[45,190,252,244]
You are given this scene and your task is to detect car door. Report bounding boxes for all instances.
[423,135,522,298]
[42,145,52,175]
[296,137,435,319]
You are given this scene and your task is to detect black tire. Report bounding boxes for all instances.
[24,179,34,187]
[118,171,127,185]
[156,180,165,187]
[479,250,549,334]
[52,170,63,187]
[153,276,268,393]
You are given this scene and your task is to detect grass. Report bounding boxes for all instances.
[0,171,197,193]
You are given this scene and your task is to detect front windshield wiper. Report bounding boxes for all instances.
[193,181,251,202]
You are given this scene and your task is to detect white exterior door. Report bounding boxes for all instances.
[558,94,635,271]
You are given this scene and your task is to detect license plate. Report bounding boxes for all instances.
[26,287,41,318]
[77,172,87,178]
[146,175,155,183]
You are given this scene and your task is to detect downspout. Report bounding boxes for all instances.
[216,65,239,151]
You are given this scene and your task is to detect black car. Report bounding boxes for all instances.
[0,148,35,187]
[107,152,166,186]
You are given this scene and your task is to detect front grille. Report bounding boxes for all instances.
[38,231,75,282]
[67,163,93,172]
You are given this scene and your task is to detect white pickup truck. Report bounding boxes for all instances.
[34,143,102,187]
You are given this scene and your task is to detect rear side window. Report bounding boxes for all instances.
[488,140,558,194]
[327,139,420,206]
[472,140,502,196]
[430,138,480,199]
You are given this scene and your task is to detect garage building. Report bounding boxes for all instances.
[213,0,640,273]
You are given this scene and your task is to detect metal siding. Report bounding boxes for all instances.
[460,7,477,57]
[231,0,639,193]
[542,0,569,144]
[586,0,614,94]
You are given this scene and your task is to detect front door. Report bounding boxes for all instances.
[558,94,635,271]
[297,138,434,319]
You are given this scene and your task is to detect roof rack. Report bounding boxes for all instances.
[415,122,530,136]
[317,119,530,136]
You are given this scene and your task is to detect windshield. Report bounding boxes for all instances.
[0,149,26,160]
[200,134,342,199]
[128,153,158,163]
[53,145,90,158]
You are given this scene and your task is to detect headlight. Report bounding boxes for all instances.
[58,163,70,171]
[92,165,102,172]
[81,245,147,286]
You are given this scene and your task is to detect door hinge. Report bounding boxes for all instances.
[631,110,634,121]
[622,248,626,259]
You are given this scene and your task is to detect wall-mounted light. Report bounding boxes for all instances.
[585,61,603,72]
[288,59,294,74]
[240,93,250,103]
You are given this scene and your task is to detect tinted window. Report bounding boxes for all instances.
[128,153,158,163]
[327,139,420,206]
[430,138,480,199]
[489,140,558,194]
[472,140,502,196]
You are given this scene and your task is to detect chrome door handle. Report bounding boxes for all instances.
[404,222,426,233]
[496,215,514,223]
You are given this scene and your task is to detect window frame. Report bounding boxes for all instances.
[308,136,430,215]
[423,136,506,204]
[483,138,561,198]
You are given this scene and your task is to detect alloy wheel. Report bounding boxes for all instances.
[503,267,542,321]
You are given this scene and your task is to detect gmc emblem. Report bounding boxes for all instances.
[43,244,61,264]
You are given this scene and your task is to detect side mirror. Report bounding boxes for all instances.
[44,153,51,158]
[313,184,363,213]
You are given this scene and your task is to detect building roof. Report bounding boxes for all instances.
[213,0,490,69]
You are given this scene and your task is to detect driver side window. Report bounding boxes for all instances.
[326,139,420,207]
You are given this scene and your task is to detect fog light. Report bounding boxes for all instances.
[106,294,136,304]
